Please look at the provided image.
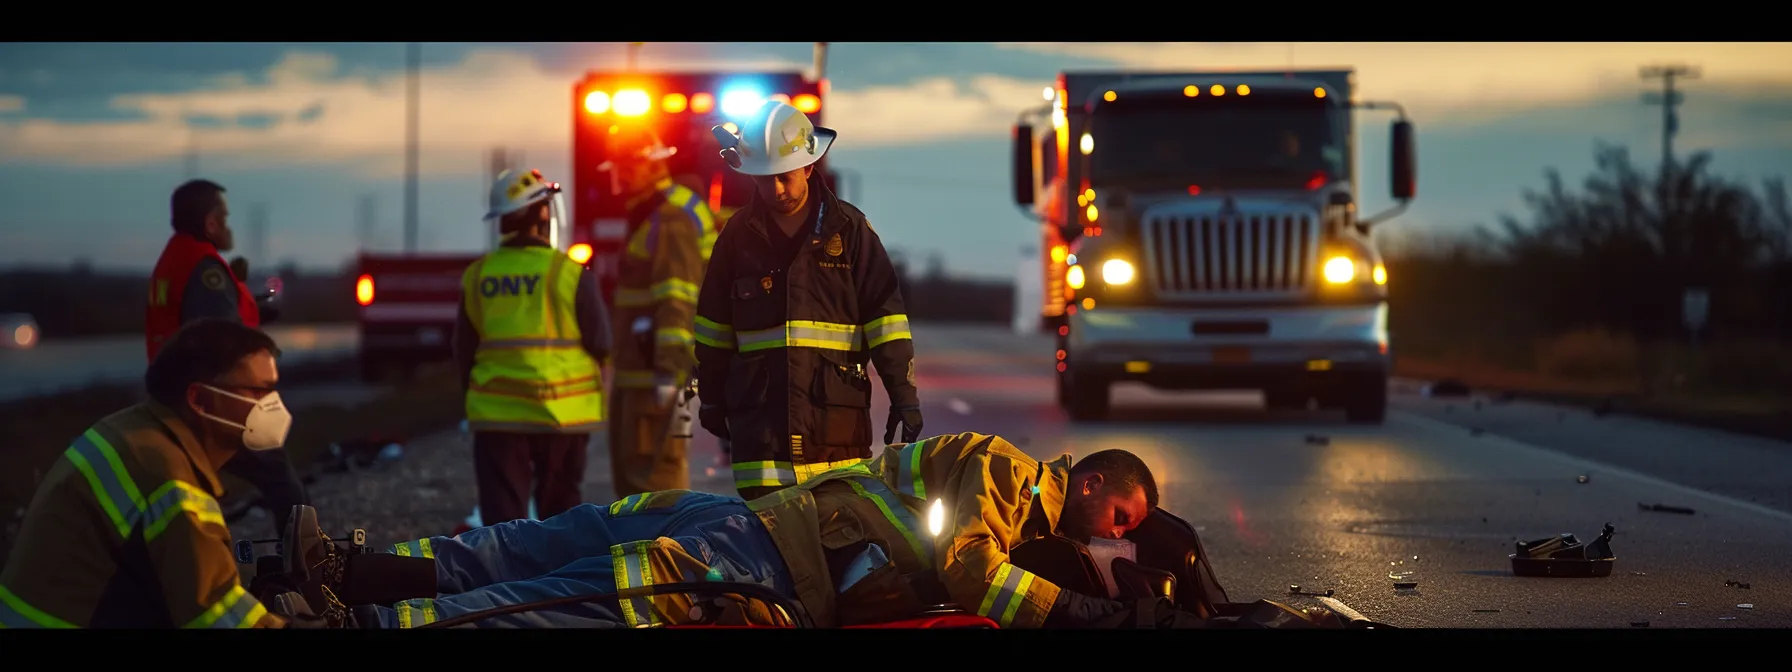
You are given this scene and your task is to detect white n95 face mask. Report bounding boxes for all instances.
[200,385,292,451]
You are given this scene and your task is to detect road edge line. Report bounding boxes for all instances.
[1390,410,1792,525]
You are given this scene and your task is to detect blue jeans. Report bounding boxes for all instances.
[365,491,795,628]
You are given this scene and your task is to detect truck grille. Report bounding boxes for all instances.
[1142,213,1321,298]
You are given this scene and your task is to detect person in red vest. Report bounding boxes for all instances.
[146,179,309,534]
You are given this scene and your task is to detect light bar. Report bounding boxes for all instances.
[578,86,820,118]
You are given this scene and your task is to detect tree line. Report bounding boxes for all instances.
[1383,143,1792,395]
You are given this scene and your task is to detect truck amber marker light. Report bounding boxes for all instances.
[355,274,375,306]
[568,243,594,264]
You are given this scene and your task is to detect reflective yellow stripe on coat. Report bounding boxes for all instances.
[731,458,867,491]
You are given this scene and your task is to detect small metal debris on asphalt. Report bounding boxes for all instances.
[1719,616,1737,621]
[1389,570,1415,580]
[1288,585,1334,597]
[1577,474,1590,484]
[1737,604,1754,609]
[1725,580,1751,589]
[1638,502,1696,515]
[1674,602,1689,607]
[1393,581,1418,590]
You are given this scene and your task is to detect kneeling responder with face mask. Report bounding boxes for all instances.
[598,124,716,497]
[1,318,291,628]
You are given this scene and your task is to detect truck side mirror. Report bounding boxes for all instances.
[1390,120,1416,202]
[1012,123,1036,206]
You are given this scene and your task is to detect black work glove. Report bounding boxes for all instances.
[883,405,923,445]
[699,403,729,441]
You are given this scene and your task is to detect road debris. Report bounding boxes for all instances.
[1630,620,1649,627]
[1674,602,1689,607]
[1737,603,1755,609]
[1393,581,1418,590]
[1288,585,1334,597]
[1725,580,1751,589]
[1472,609,1500,613]
[1638,502,1696,515]
[1511,522,1616,578]
[1576,474,1590,484]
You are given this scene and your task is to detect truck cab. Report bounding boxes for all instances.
[1012,70,1416,423]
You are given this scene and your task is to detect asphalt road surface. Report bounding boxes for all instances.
[0,323,358,402]
[254,323,1791,628]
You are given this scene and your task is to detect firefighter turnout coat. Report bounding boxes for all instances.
[461,245,605,433]
[584,432,1065,629]
[0,402,280,628]
[694,177,917,498]
[750,431,1067,628]
[608,177,716,495]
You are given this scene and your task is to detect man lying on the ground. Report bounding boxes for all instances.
[297,431,1209,628]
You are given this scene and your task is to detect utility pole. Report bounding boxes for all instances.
[1641,64,1700,173]
[246,203,269,264]
[403,41,421,253]
[485,147,522,247]
[183,122,199,180]
[357,194,378,252]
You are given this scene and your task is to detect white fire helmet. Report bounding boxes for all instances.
[712,99,836,177]
[485,168,562,220]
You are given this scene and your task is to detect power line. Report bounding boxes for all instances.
[403,42,421,253]
[1640,64,1700,173]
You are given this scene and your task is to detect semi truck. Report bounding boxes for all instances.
[1010,69,1416,423]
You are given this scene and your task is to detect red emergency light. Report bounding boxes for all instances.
[582,87,821,118]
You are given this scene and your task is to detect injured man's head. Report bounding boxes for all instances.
[1057,449,1159,543]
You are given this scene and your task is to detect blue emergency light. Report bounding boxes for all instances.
[720,86,767,118]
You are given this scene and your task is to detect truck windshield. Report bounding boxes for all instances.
[1086,94,1343,191]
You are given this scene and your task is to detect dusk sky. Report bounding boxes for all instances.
[2,42,1788,280]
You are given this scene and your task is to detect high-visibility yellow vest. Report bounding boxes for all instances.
[461,246,604,433]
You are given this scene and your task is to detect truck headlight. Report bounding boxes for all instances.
[1322,256,1356,284]
[1101,259,1135,285]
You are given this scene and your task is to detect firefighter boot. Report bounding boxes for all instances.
[282,505,350,626]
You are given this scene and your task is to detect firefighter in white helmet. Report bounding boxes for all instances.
[598,123,716,498]
[693,99,923,501]
[452,168,611,526]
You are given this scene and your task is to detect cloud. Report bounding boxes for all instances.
[826,75,1047,149]
[0,95,22,113]
[0,46,1048,179]
[998,42,1792,126]
[0,48,806,177]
